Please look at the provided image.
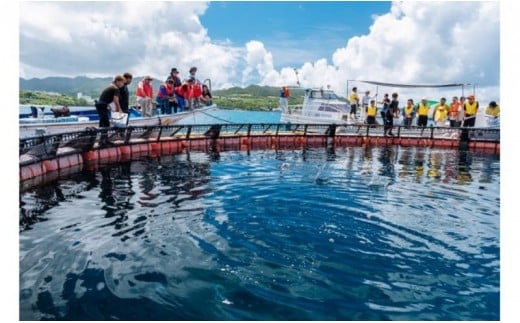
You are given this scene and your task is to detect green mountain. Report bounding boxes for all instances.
[212,85,306,110]
[19,77,311,110]
[20,76,113,98]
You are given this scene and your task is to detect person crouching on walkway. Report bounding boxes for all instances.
[485,101,500,127]
[136,75,154,117]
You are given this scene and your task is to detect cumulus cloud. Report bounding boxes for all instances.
[247,1,499,101]
[19,1,499,101]
[19,1,241,88]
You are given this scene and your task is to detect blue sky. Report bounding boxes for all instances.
[201,1,390,67]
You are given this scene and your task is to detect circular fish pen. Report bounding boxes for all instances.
[19,123,500,320]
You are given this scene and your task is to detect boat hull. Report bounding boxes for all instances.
[280,111,349,124]
[20,104,216,138]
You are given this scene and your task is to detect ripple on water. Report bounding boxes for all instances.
[19,147,499,320]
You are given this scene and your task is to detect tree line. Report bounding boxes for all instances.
[19,77,311,110]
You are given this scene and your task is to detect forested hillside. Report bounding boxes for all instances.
[19,77,315,110]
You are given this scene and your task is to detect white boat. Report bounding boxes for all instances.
[19,104,217,138]
[280,88,349,124]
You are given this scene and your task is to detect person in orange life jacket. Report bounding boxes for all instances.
[156,77,177,114]
[136,75,154,117]
[463,95,479,127]
[186,67,201,109]
[449,96,462,127]
[190,77,203,108]
[200,84,213,106]
[279,86,290,111]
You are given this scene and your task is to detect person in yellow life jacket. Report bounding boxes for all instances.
[463,95,479,127]
[348,87,359,121]
[416,97,430,127]
[485,101,500,118]
[403,98,415,128]
[485,101,500,127]
[365,99,377,125]
[449,96,462,127]
[433,97,449,126]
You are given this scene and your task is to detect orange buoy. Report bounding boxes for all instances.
[43,159,59,172]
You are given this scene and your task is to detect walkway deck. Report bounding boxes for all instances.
[19,123,500,189]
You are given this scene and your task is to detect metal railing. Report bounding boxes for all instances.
[19,123,500,166]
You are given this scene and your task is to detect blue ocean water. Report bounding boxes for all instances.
[176,108,281,124]
[19,109,500,320]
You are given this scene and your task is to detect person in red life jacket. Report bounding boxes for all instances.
[190,77,203,108]
[279,86,290,111]
[200,84,213,106]
[156,77,177,114]
[187,67,203,108]
[136,75,154,117]
[175,78,194,112]
[449,96,462,127]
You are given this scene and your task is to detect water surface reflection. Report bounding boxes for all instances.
[20,147,499,320]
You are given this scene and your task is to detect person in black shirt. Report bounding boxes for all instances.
[200,84,213,106]
[96,75,125,127]
[384,92,399,137]
[120,72,133,114]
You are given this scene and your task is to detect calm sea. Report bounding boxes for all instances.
[19,109,500,320]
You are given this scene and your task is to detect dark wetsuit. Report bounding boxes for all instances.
[385,99,399,135]
[120,83,130,114]
[96,85,120,127]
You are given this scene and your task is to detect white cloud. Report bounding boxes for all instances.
[19,1,499,102]
[19,1,240,88]
[248,1,499,102]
